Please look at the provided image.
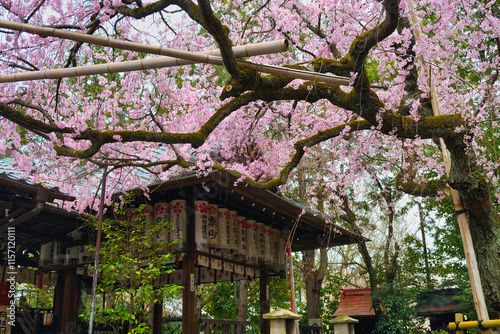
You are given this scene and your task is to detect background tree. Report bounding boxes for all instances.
[0,0,499,311]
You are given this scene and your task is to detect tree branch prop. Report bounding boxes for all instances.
[0,39,289,83]
[0,19,350,86]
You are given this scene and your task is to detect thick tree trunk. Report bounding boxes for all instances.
[445,136,500,311]
[467,206,500,312]
[303,249,327,321]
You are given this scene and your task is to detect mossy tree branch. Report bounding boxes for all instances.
[0,101,74,134]
[114,0,178,19]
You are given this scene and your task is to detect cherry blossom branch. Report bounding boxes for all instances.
[309,0,399,78]
[395,173,452,202]
[209,119,373,190]
[292,4,341,59]
[114,0,177,18]
[53,91,262,158]
[0,101,74,134]
[198,0,242,77]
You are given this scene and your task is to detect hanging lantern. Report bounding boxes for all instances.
[279,230,288,271]
[170,199,187,250]
[246,220,257,264]
[69,230,84,241]
[63,230,82,266]
[144,205,154,222]
[217,208,230,254]
[195,200,209,251]
[39,242,53,267]
[53,241,63,265]
[207,204,219,249]
[228,210,239,256]
[79,244,92,264]
[65,245,80,266]
[126,208,140,226]
[153,202,170,247]
[264,225,273,266]
[236,216,247,261]
[143,205,155,241]
[256,223,265,264]
[272,229,281,272]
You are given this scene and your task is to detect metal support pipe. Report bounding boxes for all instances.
[448,319,500,330]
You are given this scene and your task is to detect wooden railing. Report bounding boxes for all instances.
[200,318,249,334]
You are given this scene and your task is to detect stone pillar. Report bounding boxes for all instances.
[329,315,359,334]
[263,308,302,334]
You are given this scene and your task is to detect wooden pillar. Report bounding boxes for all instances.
[260,271,270,334]
[153,302,163,334]
[53,268,78,333]
[182,191,196,334]
[455,313,464,334]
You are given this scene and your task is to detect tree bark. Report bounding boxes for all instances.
[303,248,327,320]
[442,135,500,311]
[341,197,378,292]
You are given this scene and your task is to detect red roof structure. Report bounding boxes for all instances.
[333,288,376,318]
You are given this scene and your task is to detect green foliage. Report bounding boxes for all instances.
[201,276,293,334]
[16,284,54,309]
[247,277,294,334]
[80,199,181,333]
[203,282,238,320]
[320,270,347,332]
[371,283,426,334]
[452,287,480,325]
[429,201,470,289]
[163,322,182,334]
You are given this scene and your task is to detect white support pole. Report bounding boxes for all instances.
[0,20,350,85]
[0,34,289,82]
[409,4,492,331]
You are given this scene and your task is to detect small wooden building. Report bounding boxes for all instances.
[1,165,364,334]
[0,159,85,333]
[332,288,378,333]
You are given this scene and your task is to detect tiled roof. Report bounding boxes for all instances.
[415,288,462,315]
[333,288,377,317]
[0,158,24,181]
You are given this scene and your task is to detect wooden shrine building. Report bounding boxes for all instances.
[0,159,85,333]
[1,165,364,334]
[127,170,365,334]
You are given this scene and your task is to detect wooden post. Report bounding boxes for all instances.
[260,271,270,334]
[153,302,163,334]
[53,268,78,333]
[409,3,492,331]
[182,190,196,334]
[456,313,464,334]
